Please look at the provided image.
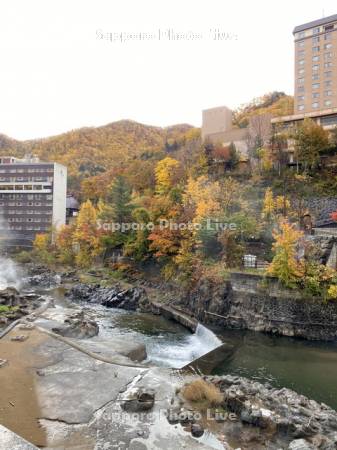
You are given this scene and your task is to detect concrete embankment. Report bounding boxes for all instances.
[177,272,337,341]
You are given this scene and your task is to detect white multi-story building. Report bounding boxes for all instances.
[0,155,67,248]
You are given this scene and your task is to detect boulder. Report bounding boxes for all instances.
[191,423,204,438]
[120,387,155,412]
[52,311,99,339]
[288,439,314,450]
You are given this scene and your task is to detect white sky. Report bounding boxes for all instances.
[0,0,336,140]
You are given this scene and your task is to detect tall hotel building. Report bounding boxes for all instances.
[272,14,337,132]
[294,15,337,116]
[0,156,67,248]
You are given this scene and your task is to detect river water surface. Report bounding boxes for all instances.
[49,287,337,411]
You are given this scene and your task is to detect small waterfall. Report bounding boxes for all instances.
[194,323,222,352]
[0,257,23,291]
[148,323,222,368]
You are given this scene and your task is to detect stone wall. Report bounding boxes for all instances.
[177,272,337,341]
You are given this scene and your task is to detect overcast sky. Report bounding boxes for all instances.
[0,0,336,140]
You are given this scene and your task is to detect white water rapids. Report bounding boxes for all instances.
[146,323,223,368]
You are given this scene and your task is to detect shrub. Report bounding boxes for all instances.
[181,379,224,406]
[15,251,33,264]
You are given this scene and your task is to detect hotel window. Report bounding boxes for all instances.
[312,74,319,80]
[299,59,305,65]
[298,50,305,57]
[312,102,319,108]
[312,46,320,52]
[298,86,305,93]
[298,31,305,39]
[313,27,320,34]
[325,71,332,78]
[312,55,320,62]
[298,95,305,101]
[298,105,305,111]
[298,77,305,84]
[312,92,320,99]
[324,62,333,68]
[325,90,333,96]
[312,83,320,89]
[298,40,305,48]
[324,24,334,31]
[324,52,332,60]
[312,36,320,44]
[324,33,332,41]
[312,64,319,71]
[324,43,332,49]
[298,68,305,75]
[325,80,333,88]
[325,100,332,107]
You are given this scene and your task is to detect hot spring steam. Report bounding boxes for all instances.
[0,257,23,291]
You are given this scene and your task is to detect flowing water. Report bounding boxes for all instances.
[48,289,337,410]
[3,272,336,412]
[81,300,337,410]
[76,302,222,368]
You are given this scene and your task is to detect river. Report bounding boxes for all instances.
[48,287,337,411]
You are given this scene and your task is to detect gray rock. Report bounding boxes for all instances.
[203,374,337,449]
[288,439,314,449]
[191,423,204,438]
[52,311,99,339]
[121,387,155,412]
[66,283,149,311]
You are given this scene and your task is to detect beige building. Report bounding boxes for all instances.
[294,14,337,115]
[201,106,233,141]
[201,106,249,156]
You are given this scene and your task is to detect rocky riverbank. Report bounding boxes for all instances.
[40,264,337,342]
[172,374,337,449]
[0,288,44,329]
[65,282,151,311]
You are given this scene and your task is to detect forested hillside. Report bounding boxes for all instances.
[0,120,199,195]
[233,92,294,128]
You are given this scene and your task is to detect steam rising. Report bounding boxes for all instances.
[0,257,23,291]
[0,214,23,291]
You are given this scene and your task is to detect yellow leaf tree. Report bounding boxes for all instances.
[262,188,275,220]
[73,200,102,267]
[267,220,303,286]
[183,175,222,223]
[155,157,180,194]
[56,224,76,264]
